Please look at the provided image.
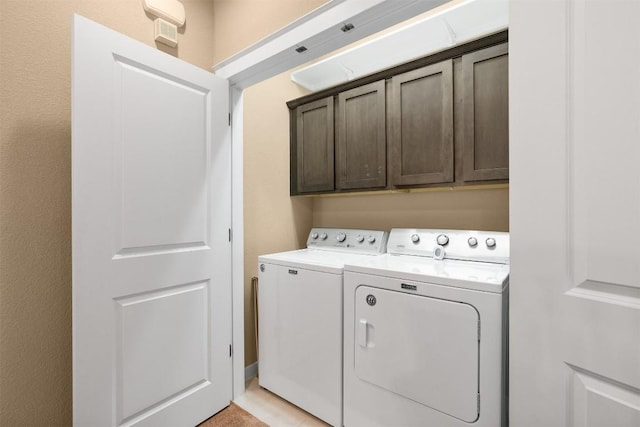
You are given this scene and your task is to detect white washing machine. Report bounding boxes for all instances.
[258,228,388,427]
[343,228,509,427]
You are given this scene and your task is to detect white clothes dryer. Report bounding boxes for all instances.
[343,228,509,427]
[258,228,388,427]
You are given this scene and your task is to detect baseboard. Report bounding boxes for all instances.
[245,361,258,381]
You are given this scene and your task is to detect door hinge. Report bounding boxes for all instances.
[477,393,480,413]
[229,228,232,242]
[228,113,231,126]
[229,344,232,358]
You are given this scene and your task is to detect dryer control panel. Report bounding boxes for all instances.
[387,229,509,264]
[307,228,388,254]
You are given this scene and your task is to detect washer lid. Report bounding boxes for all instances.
[344,254,509,293]
[259,249,382,274]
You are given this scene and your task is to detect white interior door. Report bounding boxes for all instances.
[511,1,640,426]
[72,15,231,426]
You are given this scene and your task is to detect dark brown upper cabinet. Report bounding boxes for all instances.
[287,32,508,196]
[389,60,454,186]
[336,80,386,190]
[461,43,509,182]
[293,96,334,193]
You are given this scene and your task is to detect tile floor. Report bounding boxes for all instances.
[233,376,330,427]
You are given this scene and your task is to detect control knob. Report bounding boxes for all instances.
[468,237,478,247]
[311,232,319,240]
[486,238,496,248]
[356,235,365,243]
[436,234,449,246]
[367,236,376,244]
[320,233,328,240]
[336,232,347,242]
[411,234,420,243]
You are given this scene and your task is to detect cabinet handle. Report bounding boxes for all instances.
[288,269,298,275]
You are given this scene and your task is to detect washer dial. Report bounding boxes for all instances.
[436,234,449,246]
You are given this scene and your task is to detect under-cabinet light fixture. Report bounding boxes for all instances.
[291,0,508,91]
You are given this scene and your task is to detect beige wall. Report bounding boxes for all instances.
[211,0,328,64]
[0,1,216,425]
[313,188,509,231]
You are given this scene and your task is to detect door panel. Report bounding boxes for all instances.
[354,286,479,423]
[510,1,640,426]
[568,366,640,427]
[72,15,231,427]
[117,282,209,424]
[115,57,209,252]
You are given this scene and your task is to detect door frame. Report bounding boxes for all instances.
[224,0,453,397]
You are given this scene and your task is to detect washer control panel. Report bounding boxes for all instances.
[388,228,509,264]
[307,228,388,254]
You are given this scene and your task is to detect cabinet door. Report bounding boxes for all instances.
[389,60,453,186]
[336,80,386,190]
[295,97,334,193]
[462,43,509,181]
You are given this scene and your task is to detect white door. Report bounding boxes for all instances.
[72,15,231,427]
[510,1,640,426]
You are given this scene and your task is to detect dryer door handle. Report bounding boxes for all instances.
[358,319,368,347]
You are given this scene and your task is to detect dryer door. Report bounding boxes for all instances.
[354,286,480,422]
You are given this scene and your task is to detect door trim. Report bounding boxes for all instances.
[230,87,245,397]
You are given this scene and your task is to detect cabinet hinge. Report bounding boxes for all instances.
[229,228,232,242]
[229,344,232,358]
